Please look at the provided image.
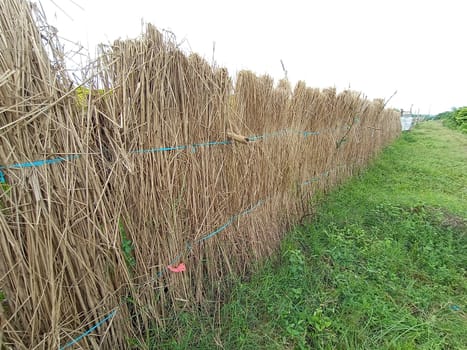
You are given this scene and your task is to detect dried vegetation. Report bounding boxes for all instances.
[0,1,401,348]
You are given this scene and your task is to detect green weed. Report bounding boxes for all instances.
[119,221,136,273]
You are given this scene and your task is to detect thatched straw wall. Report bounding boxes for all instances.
[0,1,401,348]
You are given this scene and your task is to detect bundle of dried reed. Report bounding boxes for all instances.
[0,1,401,348]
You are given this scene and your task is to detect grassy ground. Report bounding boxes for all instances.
[150,121,466,349]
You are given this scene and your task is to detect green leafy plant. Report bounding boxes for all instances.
[454,106,467,123]
[307,308,332,333]
[119,221,136,273]
[454,106,467,132]
[284,248,305,277]
[439,106,467,133]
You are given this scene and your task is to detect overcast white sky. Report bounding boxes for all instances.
[40,0,465,115]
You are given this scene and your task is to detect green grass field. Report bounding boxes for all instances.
[150,121,466,349]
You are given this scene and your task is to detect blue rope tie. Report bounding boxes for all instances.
[302,131,320,136]
[0,155,79,183]
[196,218,235,244]
[157,199,265,278]
[5,155,80,169]
[284,129,320,137]
[60,309,117,350]
[192,140,232,148]
[0,128,322,183]
[301,177,320,186]
[301,170,331,186]
[131,145,187,154]
[237,199,264,216]
[196,199,264,244]
[248,129,288,141]
[132,140,232,154]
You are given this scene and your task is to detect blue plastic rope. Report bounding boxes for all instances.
[60,309,117,350]
[197,218,235,243]
[156,199,265,279]
[302,131,320,136]
[301,170,331,186]
[248,129,288,141]
[198,199,264,243]
[6,155,80,169]
[248,129,320,142]
[285,129,320,137]
[192,140,232,148]
[237,199,264,217]
[0,155,79,184]
[132,140,232,154]
[301,177,320,186]
[131,145,187,154]
[0,128,322,182]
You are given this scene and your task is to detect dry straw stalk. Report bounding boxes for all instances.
[0,1,401,348]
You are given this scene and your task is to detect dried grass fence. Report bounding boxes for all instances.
[0,1,401,349]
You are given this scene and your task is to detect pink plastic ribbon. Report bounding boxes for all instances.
[167,263,186,273]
